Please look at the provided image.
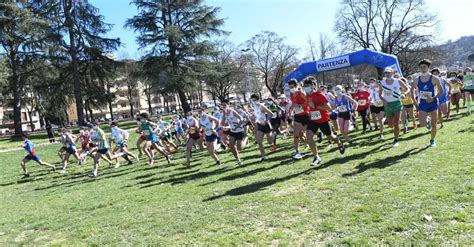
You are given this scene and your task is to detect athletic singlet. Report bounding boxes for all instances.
[199,115,215,136]
[440,78,448,98]
[451,79,462,94]
[140,121,155,137]
[418,75,436,103]
[236,108,249,122]
[253,103,267,124]
[381,79,401,102]
[185,118,199,135]
[335,95,351,113]
[224,110,243,133]
[290,90,308,115]
[370,87,384,106]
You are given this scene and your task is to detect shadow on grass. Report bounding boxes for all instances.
[198,156,294,187]
[203,167,316,201]
[341,145,430,177]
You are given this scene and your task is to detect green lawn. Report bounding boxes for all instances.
[0,113,472,245]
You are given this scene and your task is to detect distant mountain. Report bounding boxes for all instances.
[438,36,474,68]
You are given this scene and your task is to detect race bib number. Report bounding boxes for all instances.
[294,105,304,114]
[190,127,196,134]
[466,80,473,87]
[310,111,322,121]
[143,129,151,135]
[383,90,393,98]
[272,112,278,119]
[358,99,367,105]
[338,105,348,112]
[420,91,432,100]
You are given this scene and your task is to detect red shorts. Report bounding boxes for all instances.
[140,134,146,141]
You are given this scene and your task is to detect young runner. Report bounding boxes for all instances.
[19,133,56,178]
[137,113,170,167]
[431,68,452,128]
[221,99,244,165]
[411,59,444,147]
[462,67,474,115]
[352,83,371,134]
[379,67,410,147]
[90,122,117,177]
[197,107,221,165]
[449,72,463,114]
[184,111,203,167]
[288,78,309,159]
[400,77,417,134]
[156,114,179,153]
[369,78,385,139]
[334,85,358,144]
[110,121,137,167]
[59,127,82,174]
[305,79,345,165]
[250,94,275,162]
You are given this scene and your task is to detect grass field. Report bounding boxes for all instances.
[0,113,472,245]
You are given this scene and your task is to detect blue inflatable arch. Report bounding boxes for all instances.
[284,48,402,86]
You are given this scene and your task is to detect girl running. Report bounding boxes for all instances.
[19,133,56,178]
[334,85,358,144]
[197,107,221,166]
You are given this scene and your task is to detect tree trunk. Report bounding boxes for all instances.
[127,82,134,118]
[65,0,85,126]
[11,63,23,135]
[85,104,89,122]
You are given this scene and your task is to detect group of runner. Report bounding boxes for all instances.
[19,60,474,177]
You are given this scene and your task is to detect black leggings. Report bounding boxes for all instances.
[358,108,370,132]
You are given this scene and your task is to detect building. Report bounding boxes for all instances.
[0,95,41,134]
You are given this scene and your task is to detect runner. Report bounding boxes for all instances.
[277,94,291,137]
[334,85,358,144]
[306,79,345,165]
[78,124,94,165]
[235,103,251,147]
[221,99,244,165]
[379,67,410,146]
[59,127,82,174]
[184,111,203,167]
[197,106,221,165]
[135,116,147,160]
[19,133,56,178]
[156,114,179,153]
[400,77,417,134]
[110,121,137,167]
[250,94,274,162]
[137,113,170,167]
[288,78,309,160]
[173,115,185,145]
[352,83,372,134]
[266,96,283,151]
[462,67,474,115]
[449,72,463,114]
[369,78,385,139]
[431,68,452,127]
[411,59,444,147]
[90,122,117,177]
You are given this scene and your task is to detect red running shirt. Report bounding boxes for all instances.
[352,91,370,110]
[290,90,309,116]
[306,91,330,123]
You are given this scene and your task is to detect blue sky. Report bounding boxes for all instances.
[90,0,474,59]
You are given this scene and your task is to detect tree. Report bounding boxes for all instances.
[246,31,298,97]
[335,0,438,76]
[126,0,226,112]
[0,1,52,135]
[46,0,120,125]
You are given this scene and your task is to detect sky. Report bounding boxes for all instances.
[90,0,474,59]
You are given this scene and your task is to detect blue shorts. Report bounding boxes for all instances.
[419,102,439,113]
[438,95,449,104]
[150,134,159,144]
[66,145,77,154]
[177,127,184,134]
[205,134,218,143]
[25,154,40,162]
[216,126,223,132]
[403,104,413,109]
[98,148,109,154]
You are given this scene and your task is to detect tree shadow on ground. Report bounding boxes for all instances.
[341,145,430,177]
[203,167,316,202]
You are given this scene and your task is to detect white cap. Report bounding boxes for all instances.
[278,94,286,99]
[384,67,394,73]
